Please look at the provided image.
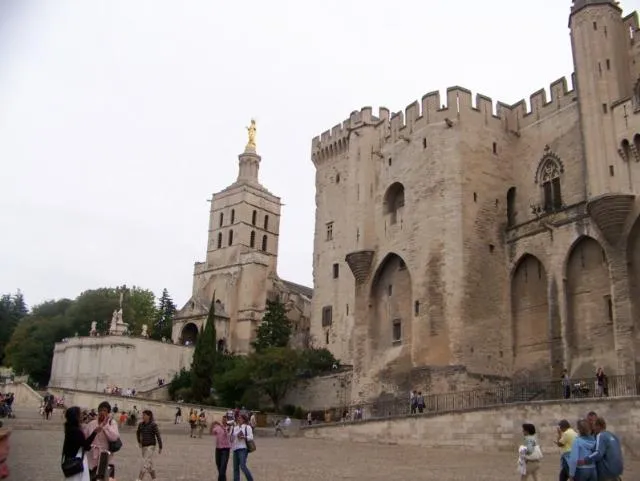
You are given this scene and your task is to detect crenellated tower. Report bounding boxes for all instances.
[570,0,633,197]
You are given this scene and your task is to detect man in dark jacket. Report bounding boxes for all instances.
[136,410,163,481]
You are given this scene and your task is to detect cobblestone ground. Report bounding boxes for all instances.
[7,411,639,481]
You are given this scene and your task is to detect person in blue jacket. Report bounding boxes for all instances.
[567,419,597,481]
[580,416,624,481]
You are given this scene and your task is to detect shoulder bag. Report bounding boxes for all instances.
[106,420,123,453]
[244,426,256,453]
[61,447,84,477]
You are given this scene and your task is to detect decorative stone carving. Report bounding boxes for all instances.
[141,324,149,338]
[345,250,375,285]
[90,321,97,337]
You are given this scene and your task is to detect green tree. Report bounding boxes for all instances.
[125,286,156,335]
[168,368,192,401]
[252,298,291,352]
[213,354,253,408]
[153,288,176,340]
[249,347,300,411]
[300,347,338,376]
[190,293,218,401]
[5,299,73,385]
[0,290,29,364]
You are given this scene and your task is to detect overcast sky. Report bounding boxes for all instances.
[1,0,638,308]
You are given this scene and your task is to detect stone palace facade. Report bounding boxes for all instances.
[172,134,312,354]
[310,0,640,401]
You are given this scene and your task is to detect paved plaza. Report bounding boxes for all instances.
[6,409,639,480]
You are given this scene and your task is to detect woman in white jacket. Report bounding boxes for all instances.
[230,414,254,481]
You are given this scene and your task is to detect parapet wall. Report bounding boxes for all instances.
[312,75,577,164]
[303,395,640,460]
[49,336,194,392]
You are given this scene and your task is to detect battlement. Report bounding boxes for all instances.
[311,75,577,163]
[311,107,390,164]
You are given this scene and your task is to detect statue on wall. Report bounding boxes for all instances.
[141,324,148,338]
[90,321,97,337]
[110,310,118,333]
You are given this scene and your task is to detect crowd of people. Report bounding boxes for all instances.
[61,400,259,481]
[518,410,624,481]
[103,386,136,397]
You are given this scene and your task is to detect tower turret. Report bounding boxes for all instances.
[570,0,633,196]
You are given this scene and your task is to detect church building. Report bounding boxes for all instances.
[172,122,312,353]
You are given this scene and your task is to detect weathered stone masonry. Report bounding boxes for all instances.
[310,0,640,403]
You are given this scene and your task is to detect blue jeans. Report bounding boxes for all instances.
[573,468,597,481]
[232,448,253,481]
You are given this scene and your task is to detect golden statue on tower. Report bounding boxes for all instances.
[246,119,257,150]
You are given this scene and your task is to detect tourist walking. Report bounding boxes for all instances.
[135,410,163,481]
[561,369,571,399]
[582,416,624,481]
[595,368,606,397]
[84,401,120,480]
[174,407,181,424]
[520,423,542,481]
[554,419,577,481]
[62,406,103,481]
[198,409,207,438]
[211,416,232,481]
[231,414,254,481]
[567,419,597,481]
[189,409,197,438]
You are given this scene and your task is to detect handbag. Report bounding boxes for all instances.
[61,448,84,477]
[244,427,256,453]
[527,444,543,461]
[108,437,123,453]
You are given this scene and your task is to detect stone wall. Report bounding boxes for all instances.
[283,370,352,410]
[303,396,640,460]
[48,387,227,422]
[49,336,194,392]
[5,383,42,407]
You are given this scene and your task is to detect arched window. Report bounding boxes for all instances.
[261,235,267,252]
[539,158,562,213]
[507,187,516,227]
[217,232,222,248]
[264,215,269,230]
[219,212,224,227]
[634,134,640,158]
[383,182,405,225]
[250,230,256,248]
[231,209,235,224]
[251,210,257,226]
[228,229,234,245]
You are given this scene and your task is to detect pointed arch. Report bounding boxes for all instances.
[628,216,640,373]
[368,253,412,357]
[511,254,555,379]
[565,235,614,376]
[383,182,405,225]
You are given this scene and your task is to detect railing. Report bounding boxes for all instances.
[312,374,640,425]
